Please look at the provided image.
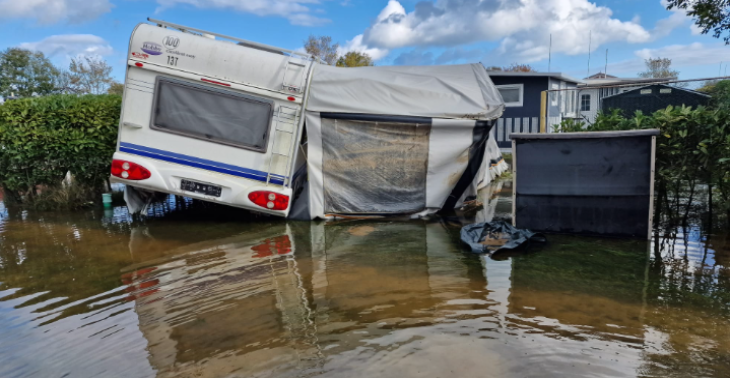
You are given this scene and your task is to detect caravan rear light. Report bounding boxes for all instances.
[135,62,143,67]
[248,191,289,211]
[111,159,151,180]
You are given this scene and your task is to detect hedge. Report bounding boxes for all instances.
[0,94,121,202]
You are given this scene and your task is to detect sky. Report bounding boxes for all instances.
[2,0,730,83]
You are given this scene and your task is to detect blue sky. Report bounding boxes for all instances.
[2,0,730,83]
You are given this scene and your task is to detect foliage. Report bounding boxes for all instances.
[666,0,730,44]
[336,51,374,67]
[304,35,340,65]
[0,94,121,204]
[553,118,585,133]
[584,105,730,228]
[502,63,536,72]
[107,82,124,95]
[67,57,115,95]
[638,57,679,80]
[0,48,59,98]
[696,79,721,93]
[31,182,98,210]
[701,79,730,109]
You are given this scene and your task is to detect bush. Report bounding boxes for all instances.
[586,106,730,228]
[0,94,121,204]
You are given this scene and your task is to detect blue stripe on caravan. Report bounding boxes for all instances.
[119,142,286,186]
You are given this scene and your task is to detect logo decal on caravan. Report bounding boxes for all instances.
[163,36,180,48]
[141,42,163,55]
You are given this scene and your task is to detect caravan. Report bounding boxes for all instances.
[112,19,505,219]
[112,19,313,217]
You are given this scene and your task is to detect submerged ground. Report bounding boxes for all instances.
[0,180,728,378]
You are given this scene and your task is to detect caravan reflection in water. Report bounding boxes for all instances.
[0,184,729,378]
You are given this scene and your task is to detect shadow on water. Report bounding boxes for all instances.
[0,181,728,378]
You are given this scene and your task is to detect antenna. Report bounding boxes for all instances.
[604,49,608,78]
[548,34,552,72]
[587,30,592,77]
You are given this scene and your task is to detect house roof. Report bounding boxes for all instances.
[601,83,711,100]
[585,72,618,79]
[486,71,582,84]
[581,77,671,87]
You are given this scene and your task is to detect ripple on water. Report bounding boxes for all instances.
[0,182,728,378]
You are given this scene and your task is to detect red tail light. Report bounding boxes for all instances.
[111,159,151,180]
[248,191,289,211]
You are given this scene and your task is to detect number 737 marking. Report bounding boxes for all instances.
[167,56,178,66]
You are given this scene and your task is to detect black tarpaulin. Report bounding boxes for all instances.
[460,221,546,254]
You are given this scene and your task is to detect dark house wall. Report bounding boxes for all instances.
[490,76,548,119]
[601,84,710,116]
[490,76,549,148]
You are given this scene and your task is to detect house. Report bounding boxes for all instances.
[577,73,671,124]
[485,70,710,150]
[601,84,710,116]
[487,71,582,149]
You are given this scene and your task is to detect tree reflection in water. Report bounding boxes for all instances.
[0,182,728,378]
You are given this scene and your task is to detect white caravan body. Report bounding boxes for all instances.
[113,19,506,219]
[112,20,314,217]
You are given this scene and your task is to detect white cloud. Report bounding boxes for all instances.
[155,0,329,26]
[339,34,389,60]
[635,42,730,69]
[690,23,703,36]
[362,0,652,62]
[19,34,114,60]
[599,42,730,78]
[0,0,112,24]
[350,0,694,64]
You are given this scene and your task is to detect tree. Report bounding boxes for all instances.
[638,57,679,80]
[107,82,124,95]
[503,63,536,72]
[0,48,59,98]
[697,79,721,93]
[67,56,115,95]
[336,51,374,67]
[666,0,730,44]
[304,35,339,65]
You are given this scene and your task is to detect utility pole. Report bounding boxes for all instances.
[587,30,592,77]
[604,49,608,77]
[548,34,552,72]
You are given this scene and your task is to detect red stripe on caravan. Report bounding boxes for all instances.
[200,78,231,87]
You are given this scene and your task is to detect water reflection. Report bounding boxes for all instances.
[0,182,728,378]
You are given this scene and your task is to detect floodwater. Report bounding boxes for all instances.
[0,181,728,378]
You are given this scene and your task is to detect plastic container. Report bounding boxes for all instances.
[102,192,113,208]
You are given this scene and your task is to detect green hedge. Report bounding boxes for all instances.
[0,94,121,201]
[556,104,730,227]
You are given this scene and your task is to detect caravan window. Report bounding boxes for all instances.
[151,78,274,152]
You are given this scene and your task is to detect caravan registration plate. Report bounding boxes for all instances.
[180,179,222,197]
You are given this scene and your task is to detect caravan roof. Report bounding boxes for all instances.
[307,64,504,121]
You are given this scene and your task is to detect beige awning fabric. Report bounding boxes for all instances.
[306,63,504,121]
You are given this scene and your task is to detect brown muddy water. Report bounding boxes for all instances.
[0,180,728,378]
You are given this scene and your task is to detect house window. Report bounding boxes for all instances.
[581,94,591,112]
[496,84,524,107]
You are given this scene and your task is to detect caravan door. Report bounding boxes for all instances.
[111,23,313,217]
